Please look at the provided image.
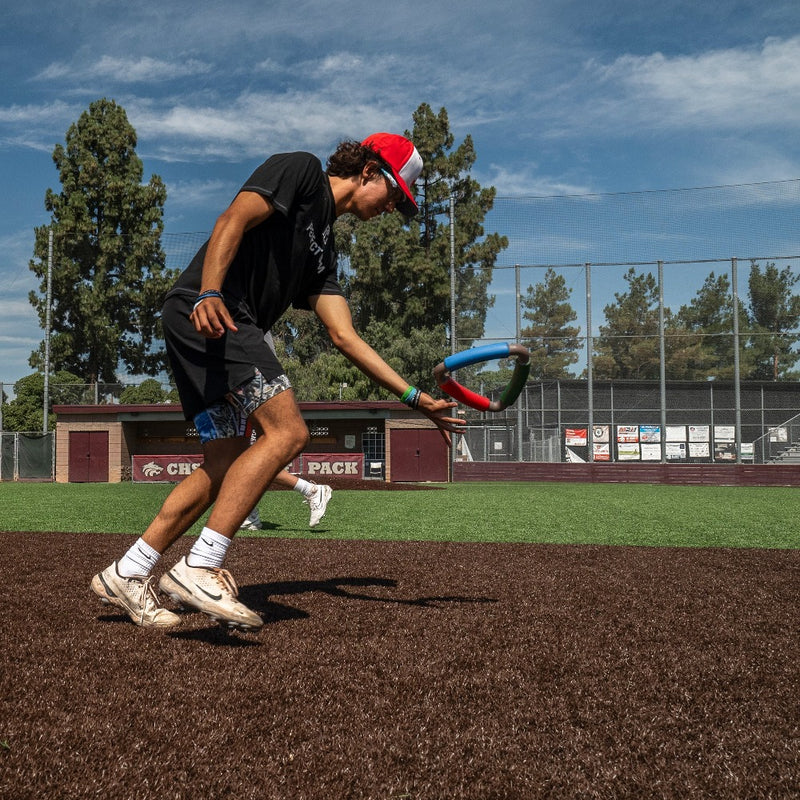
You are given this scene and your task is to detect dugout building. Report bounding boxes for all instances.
[52,400,449,484]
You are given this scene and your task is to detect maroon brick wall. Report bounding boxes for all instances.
[453,461,800,487]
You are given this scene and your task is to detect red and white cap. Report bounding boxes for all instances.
[361,132,423,216]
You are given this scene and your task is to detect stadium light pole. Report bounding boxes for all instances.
[449,191,456,356]
[585,263,594,462]
[515,264,524,460]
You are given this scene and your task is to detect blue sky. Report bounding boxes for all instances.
[3,0,800,390]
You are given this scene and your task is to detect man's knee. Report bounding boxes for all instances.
[290,422,310,456]
[252,390,309,454]
[273,414,309,458]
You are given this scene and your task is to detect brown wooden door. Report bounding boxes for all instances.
[68,431,109,482]
[389,429,449,482]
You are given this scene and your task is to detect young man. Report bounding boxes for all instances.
[91,133,464,631]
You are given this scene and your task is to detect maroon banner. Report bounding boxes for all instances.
[132,455,204,482]
[133,454,359,482]
[303,453,364,480]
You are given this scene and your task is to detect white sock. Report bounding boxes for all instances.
[187,527,231,569]
[293,478,316,498]
[118,538,161,578]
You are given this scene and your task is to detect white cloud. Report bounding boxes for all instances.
[35,55,212,84]
[127,90,405,161]
[485,165,594,197]
[589,35,800,130]
[0,101,76,124]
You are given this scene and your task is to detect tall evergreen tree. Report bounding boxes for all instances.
[676,271,752,379]
[28,98,175,383]
[593,269,662,379]
[593,268,713,380]
[747,261,800,380]
[521,268,581,378]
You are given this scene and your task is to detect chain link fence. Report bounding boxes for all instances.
[1,432,54,480]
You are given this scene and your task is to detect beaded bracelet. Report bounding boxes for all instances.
[401,386,422,409]
[192,290,224,312]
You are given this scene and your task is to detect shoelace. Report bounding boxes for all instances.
[136,576,162,625]
[205,567,239,599]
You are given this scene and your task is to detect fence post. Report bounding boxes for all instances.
[515,264,523,460]
[658,260,666,463]
[731,257,743,464]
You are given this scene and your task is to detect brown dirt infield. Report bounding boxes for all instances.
[0,531,797,799]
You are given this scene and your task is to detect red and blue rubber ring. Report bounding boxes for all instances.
[433,343,530,412]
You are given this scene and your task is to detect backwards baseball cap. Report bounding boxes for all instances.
[361,132,423,217]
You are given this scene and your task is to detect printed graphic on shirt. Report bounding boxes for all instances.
[306,222,331,274]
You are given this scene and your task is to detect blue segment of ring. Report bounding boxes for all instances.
[443,342,510,371]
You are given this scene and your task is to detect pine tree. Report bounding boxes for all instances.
[747,261,800,380]
[593,269,662,379]
[28,98,175,383]
[521,268,581,378]
[675,271,751,379]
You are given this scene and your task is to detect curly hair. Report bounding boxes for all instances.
[326,139,386,177]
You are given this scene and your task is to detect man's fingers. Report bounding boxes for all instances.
[190,298,238,337]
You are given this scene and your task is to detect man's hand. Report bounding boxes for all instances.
[417,394,467,447]
[190,191,274,338]
[190,296,238,338]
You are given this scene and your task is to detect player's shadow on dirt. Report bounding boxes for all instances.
[239,576,497,616]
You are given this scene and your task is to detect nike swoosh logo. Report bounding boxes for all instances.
[100,574,118,598]
[198,586,222,601]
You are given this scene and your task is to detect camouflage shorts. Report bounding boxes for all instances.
[193,367,291,444]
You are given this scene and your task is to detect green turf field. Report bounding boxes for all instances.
[1,481,798,548]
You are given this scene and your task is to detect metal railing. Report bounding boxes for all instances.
[751,413,800,464]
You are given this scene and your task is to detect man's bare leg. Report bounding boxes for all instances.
[205,389,309,537]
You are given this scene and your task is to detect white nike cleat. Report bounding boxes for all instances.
[305,483,332,528]
[239,508,263,531]
[158,556,262,631]
[91,562,181,628]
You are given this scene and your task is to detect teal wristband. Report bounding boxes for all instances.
[401,387,421,409]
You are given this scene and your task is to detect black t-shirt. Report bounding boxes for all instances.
[161,152,344,418]
[167,151,343,331]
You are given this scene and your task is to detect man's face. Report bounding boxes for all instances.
[352,166,405,220]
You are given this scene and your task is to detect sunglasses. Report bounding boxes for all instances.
[380,168,404,204]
